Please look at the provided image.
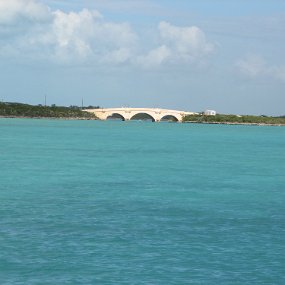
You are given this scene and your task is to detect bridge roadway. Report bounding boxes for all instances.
[84,108,197,122]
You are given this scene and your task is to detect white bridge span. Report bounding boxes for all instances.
[84,108,197,122]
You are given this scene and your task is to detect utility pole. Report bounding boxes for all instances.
[44,94,47,107]
[81,98,84,110]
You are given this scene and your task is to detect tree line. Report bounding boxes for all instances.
[183,114,285,125]
[0,102,98,119]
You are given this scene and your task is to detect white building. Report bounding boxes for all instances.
[204,110,216,116]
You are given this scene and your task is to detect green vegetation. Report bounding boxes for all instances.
[0,102,98,119]
[183,114,285,125]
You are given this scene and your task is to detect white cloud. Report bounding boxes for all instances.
[0,0,50,24]
[0,1,214,68]
[158,21,214,61]
[137,45,171,68]
[0,0,137,63]
[137,21,214,68]
[237,55,285,83]
[51,9,100,60]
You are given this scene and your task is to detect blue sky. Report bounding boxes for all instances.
[1,0,285,115]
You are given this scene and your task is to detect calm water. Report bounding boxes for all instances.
[0,119,284,284]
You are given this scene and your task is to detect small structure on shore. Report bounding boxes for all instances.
[204,110,216,116]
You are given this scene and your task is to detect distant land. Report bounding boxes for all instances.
[0,102,98,120]
[0,102,284,125]
[183,114,285,126]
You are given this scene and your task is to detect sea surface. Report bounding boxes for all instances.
[0,119,284,284]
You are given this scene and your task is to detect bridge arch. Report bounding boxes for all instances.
[130,113,155,122]
[84,108,197,122]
[160,114,179,122]
[106,113,125,121]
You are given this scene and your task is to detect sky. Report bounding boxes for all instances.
[0,0,285,115]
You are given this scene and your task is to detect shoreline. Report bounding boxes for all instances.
[1,116,285,126]
[0,116,98,120]
[183,121,285,127]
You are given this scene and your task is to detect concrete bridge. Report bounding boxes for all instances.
[84,108,197,122]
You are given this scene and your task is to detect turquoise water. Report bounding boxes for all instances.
[0,119,284,284]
